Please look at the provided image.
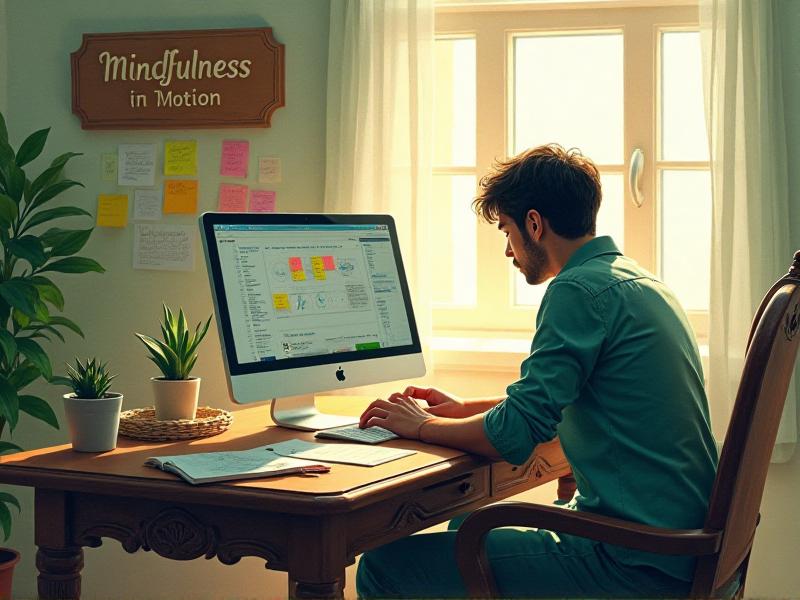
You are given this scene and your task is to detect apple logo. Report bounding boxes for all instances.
[335,367,346,382]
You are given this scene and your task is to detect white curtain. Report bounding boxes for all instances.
[325,0,435,356]
[700,0,796,461]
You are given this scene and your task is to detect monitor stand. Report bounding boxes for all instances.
[270,394,359,431]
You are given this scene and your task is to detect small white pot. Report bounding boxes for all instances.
[152,377,201,420]
[63,392,123,452]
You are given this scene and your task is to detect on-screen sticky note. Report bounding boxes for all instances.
[291,269,306,282]
[272,293,290,310]
[97,194,128,227]
[219,184,248,212]
[322,256,335,270]
[310,256,326,280]
[163,180,199,214]
[164,141,198,176]
[220,140,249,178]
[250,189,276,213]
[288,257,303,271]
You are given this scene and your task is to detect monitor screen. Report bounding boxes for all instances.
[200,213,423,383]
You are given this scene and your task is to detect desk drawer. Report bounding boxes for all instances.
[492,440,570,496]
[348,468,489,554]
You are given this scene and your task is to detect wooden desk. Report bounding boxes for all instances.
[0,400,574,599]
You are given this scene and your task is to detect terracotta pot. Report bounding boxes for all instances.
[63,393,124,452]
[152,377,201,420]
[0,548,20,600]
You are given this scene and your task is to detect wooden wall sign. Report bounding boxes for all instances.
[71,27,285,130]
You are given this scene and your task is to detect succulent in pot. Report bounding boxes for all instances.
[62,358,122,452]
[135,304,211,421]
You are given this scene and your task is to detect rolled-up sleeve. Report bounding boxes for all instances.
[484,280,606,465]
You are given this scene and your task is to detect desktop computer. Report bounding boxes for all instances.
[199,212,426,431]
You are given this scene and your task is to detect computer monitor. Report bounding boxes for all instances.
[199,212,426,430]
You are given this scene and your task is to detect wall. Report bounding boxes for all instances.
[0,0,7,115]
[3,1,330,598]
[743,3,800,598]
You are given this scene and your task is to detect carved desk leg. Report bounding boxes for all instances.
[557,474,577,503]
[287,515,348,599]
[35,489,84,600]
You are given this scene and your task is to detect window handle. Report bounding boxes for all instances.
[628,148,645,208]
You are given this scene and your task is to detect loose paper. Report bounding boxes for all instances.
[258,156,282,184]
[133,189,163,221]
[250,190,276,213]
[164,140,197,176]
[219,183,248,212]
[118,144,156,187]
[133,223,195,271]
[220,140,249,178]
[96,194,128,228]
[163,180,198,214]
[265,439,415,467]
[101,153,118,182]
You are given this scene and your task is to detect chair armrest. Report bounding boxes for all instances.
[455,502,721,598]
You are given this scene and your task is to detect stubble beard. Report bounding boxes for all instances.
[521,232,549,285]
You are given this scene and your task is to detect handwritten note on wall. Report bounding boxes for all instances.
[164,141,198,176]
[258,157,281,184]
[163,180,198,214]
[133,224,195,271]
[97,194,128,227]
[101,153,118,182]
[118,144,156,186]
[133,189,163,221]
[219,184,248,212]
[220,140,249,178]
[250,190,276,212]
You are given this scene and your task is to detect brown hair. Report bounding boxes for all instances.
[472,144,602,238]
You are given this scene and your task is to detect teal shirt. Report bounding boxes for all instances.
[483,236,718,581]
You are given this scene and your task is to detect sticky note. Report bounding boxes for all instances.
[311,256,326,280]
[322,256,335,270]
[219,184,248,212]
[133,189,162,220]
[272,293,290,310]
[250,190,276,213]
[163,180,198,214]
[288,257,303,272]
[101,153,117,182]
[258,157,282,184]
[291,270,306,282]
[220,140,249,178]
[118,143,156,186]
[97,194,128,228]
[164,141,197,176]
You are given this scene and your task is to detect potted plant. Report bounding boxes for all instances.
[135,304,211,421]
[0,112,103,586]
[62,358,121,452]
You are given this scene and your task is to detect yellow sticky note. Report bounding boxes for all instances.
[164,141,198,176]
[291,269,306,282]
[96,194,128,228]
[272,293,290,310]
[311,256,327,280]
[163,180,198,214]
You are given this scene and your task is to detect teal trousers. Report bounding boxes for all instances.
[356,519,691,599]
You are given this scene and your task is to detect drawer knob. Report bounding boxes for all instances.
[459,481,474,495]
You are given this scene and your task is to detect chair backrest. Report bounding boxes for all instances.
[692,252,800,596]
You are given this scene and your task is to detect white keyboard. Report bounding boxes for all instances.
[314,425,399,445]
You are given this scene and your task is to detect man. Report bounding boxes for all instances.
[356,144,718,598]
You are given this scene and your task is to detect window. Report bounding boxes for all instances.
[433,3,710,343]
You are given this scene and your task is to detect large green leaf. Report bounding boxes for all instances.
[48,375,72,387]
[40,257,104,274]
[7,236,47,268]
[0,376,20,432]
[0,193,19,226]
[15,128,50,168]
[0,280,38,317]
[29,276,64,311]
[16,338,51,380]
[0,113,7,146]
[31,179,83,210]
[24,206,91,231]
[0,442,22,455]
[19,394,58,429]
[47,315,83,337]
[0,330,17,365]
[49,152,82,170]
[0,501,11,541]
[29,164,64,200]
[47,229,92,257]
[6,164,25,203]
[9,362,40,391]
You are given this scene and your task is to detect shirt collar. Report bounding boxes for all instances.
[557,236,622,276]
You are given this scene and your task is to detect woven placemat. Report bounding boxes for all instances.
[118,406,233,441]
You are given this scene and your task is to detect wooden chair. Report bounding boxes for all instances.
[455,252,800,599]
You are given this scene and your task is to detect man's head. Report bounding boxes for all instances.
[472,144,602,284]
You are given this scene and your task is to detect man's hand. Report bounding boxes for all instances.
[400,386,469,419]
[359,394,436,439]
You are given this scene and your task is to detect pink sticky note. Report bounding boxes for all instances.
[220,140,250,178]
[250,189,276,213]
[322,255,335,270]
[288,257,303,271]
[219,184,248,212]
